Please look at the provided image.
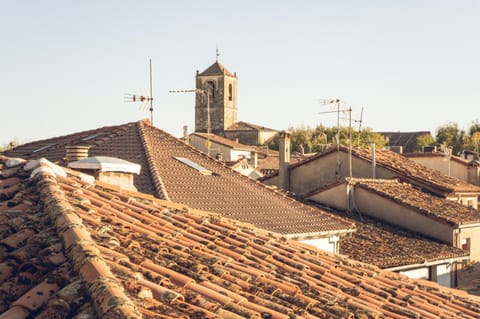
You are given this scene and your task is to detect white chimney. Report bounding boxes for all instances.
[67,156,141,192]
[279,131,291,191]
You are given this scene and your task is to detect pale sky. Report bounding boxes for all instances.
[1,1,479,146]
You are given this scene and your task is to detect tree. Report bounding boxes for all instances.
[264,125,386,153]
[416,133,435,149]
[435,122,465,154]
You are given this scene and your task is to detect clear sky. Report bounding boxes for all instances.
[1,1,479,146]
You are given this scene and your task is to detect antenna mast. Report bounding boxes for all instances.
[149,58,153,124]
[124,58,154,125]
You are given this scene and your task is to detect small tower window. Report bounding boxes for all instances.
[207,81,215,98]
[228,83,233,101]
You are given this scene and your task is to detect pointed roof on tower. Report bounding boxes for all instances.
[198,61,235,77]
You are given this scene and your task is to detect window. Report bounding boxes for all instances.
[207,81,215,98]
[228,83,233,101]
[461,238,471,252]
[32,143,55,153]
[80,133,104,142]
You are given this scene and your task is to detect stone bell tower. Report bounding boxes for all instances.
[195,55,238,135]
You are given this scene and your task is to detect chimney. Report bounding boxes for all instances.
[279,131,291,191]
[67,156,141,192]
[65,145,90,162]
[183,125,190,144]
[250,150,258,168]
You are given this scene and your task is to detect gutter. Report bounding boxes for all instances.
[384,255,469,272]
[284,228,355,241]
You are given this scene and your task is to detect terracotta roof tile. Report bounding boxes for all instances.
[198,61,235,77]
[191,132,254,150]
[3,156,480,318]
[4,120,355,237]
[323,205,470,268]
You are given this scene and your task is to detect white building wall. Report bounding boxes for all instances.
[436,264,452,288]
[300,236,338,254]
[400,267,429,280]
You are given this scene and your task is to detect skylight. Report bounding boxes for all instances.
[80,133,104,142]
[174,157,212,175]
[32,143,55,153]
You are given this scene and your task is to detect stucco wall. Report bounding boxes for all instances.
[459,225,480,261]
[289,151,395,195]
[309,184,455,244]
[352,187,455,244]
[410,156,469,183]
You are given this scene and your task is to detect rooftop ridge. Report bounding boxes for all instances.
[28,160,142,319]
[4,121,140,159]
[137,121,171,201]
[284,145,480,193]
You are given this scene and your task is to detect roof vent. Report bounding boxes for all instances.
[65,146,90,162]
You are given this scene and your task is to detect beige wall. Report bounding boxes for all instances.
[410,156,469,183]
[459,225,480,261]
[273,151,479,209]
[288,151,395,195]
[309,184,455,244]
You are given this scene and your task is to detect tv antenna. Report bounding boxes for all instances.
[354,107,364,146]
[124,58,154,124]
[319,98,353,178]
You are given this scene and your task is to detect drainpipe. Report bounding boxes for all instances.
[279,131,291,191]
[371,143,376,179]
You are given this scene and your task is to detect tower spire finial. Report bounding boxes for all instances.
[216,46,220,62]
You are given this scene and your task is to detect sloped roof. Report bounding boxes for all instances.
[348,178,480,226]
[226,121,278,132]
[313,205,469,268]
[379,131,432,153]
[2,120,354,238]
[198,61,235,77]
[283,145,480,195]
[1,156,479,319]
[191,132,255,150]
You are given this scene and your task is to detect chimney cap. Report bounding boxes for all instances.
[67,156,141,174]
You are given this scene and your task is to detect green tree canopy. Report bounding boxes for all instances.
[265,125,386,153]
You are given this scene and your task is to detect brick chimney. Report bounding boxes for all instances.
[279,131,291,191]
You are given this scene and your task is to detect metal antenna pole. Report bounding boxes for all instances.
[149,59,153,125]
[348,107,352,178]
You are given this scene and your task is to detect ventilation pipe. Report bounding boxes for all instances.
[279,131,291,191]
[183,125,189,144]
[65,146,90,162]
[371,143,376,179]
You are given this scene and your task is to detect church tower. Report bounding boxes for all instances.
[195,56,238,135]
